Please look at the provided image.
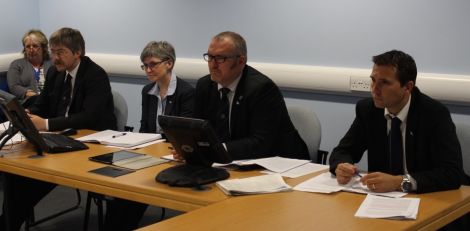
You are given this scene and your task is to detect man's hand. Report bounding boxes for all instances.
[25,90,37,98]
[171,149,184,162]
[360,172,402,193]
[27,113,47,131]
[335,163,358,184]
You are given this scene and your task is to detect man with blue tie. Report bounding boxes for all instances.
[329,50,467,194]
[192,31,309,160]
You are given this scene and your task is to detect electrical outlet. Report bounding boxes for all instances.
[350,76,371,92]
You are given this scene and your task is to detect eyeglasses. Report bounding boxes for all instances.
[140,60,167,70]
[25,44,41,50]
[203,53,240,64]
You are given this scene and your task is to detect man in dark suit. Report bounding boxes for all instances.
[28,29,116,131]
[0,27,116,231]
[193,31,308,160]
[329,50,467,194]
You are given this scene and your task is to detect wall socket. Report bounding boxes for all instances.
[350,76,371,92]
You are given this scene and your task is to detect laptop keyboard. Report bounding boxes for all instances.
[41,133,88,153]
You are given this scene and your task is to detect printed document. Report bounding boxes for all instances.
[216,174,292,196]
[355,194,420,220]
[294,172,407,198]
[262,162,329,178]
[214,156,310,173]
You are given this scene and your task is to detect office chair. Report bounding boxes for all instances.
[287,105,328,164]
[25,188,82,230]
[456,122,470,185]
[111,90,134,132]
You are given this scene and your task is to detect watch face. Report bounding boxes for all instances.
[403,181,412,191]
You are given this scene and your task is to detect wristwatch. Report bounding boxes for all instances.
[401,174,412,192]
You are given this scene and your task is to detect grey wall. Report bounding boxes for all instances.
[0,0,40,53]
[2,0,470,168]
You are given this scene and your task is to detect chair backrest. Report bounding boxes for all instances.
[287,105,322,163]
[112,90,128,131]
[456,122,470,177]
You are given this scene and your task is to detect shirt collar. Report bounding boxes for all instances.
[218,73,242,92]
[66,61,80,79]
[384,94,412,122]
[148,73,177,96]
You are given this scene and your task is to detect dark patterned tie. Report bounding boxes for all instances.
[216,88,231,142]
[57,74,72,116]
[389,117,404,174]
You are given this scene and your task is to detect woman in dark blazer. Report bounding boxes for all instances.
[104,41,194,230]
[138,41,194,133]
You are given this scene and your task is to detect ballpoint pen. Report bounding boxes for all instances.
[355,172,363,178]
[112,133,127,138]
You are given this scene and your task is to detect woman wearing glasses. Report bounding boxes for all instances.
[104,41,194,230]
[7,29,52,106]
[138,41,194,133]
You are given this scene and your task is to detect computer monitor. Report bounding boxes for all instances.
[0,90,54,156]
[155,115,232,187]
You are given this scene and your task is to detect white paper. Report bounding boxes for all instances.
[355,194,420,220]
[245,156,311,173]
[216,174,292,196]
[105,139,165,149]
[0,121,25,146]
[294,172,407,198]
[77,130,162,148]
[262,162,330,178]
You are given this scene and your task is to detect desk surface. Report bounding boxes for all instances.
[138,185,470,231]
[0,130,237,212]
[1,130,469,230]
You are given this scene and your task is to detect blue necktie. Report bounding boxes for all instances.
[215,88,230,142]
[389,117,404,174]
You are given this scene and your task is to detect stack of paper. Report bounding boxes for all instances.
[216,174,292,196]
[214,156,326,178]
[294,172,407,198]
[355,194,420,220]
[77,130,162,148]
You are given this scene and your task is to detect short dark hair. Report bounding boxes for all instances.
[140,41,176,63]
[49,27,85,56]
[213,31,247,58]
[372,50,417,86]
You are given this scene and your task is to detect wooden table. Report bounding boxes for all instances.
[137,179,470,231]
[2,130,469,230]
[0,130,234,212]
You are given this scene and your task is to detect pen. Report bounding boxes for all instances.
[355,172,363,178]
[112,133,127,138]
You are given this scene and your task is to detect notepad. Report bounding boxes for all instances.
[77,130,162,148]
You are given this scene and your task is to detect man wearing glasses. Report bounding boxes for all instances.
[0,27,116,231]
[193,31,309,160]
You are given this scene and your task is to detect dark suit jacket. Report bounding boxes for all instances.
[29,56,117,131]
[139,77,195,133]
[194,65,309,160]
[329,87,467,193]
